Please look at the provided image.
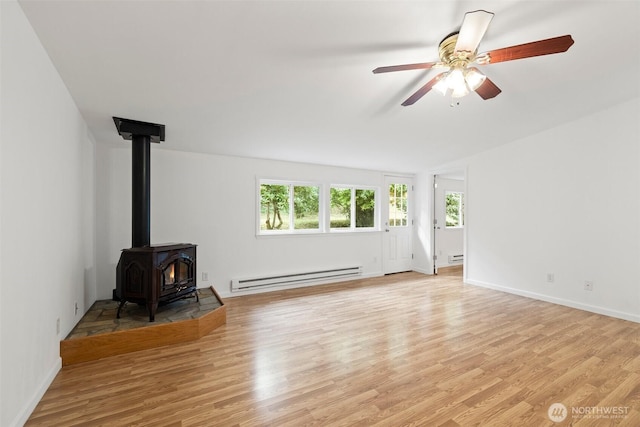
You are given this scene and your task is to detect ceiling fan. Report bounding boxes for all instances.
[373,10,574,106]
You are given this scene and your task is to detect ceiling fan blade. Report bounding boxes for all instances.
[454,10,494,54]
[478,34,574,64]
[401,73,446,106]
[474,76,502,100]
[372,62,438,74]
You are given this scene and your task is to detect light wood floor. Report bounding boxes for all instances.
[27,271,640,426]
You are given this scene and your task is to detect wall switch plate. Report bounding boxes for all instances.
[584,281,594,291]
[202,272,209,281]
[547,273,554,283]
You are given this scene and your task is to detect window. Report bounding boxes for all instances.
[260,182,320,232]
[355,189,376,228]
[293,185,320,230]
[330,187,351,228]
[388,183,408,227]
[445,191,464,228]
[258,179,378,235]
[330,186,377,230]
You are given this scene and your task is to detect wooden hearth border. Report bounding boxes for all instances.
[60,287,226,366]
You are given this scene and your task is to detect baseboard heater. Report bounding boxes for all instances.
[231,266,362,291]
[448,254,464,263]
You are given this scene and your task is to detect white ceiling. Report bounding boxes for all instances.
[19,0,640,173]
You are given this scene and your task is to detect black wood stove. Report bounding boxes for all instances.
[112,117,197,322]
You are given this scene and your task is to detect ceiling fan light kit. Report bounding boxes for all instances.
[373,10,574,106]
[432,67,486,98]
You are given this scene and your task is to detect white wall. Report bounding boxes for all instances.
[0,2,96,425]
[464,97,640,321]
[95,145,394,299]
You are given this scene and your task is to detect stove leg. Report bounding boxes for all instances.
[148,302,158,322]
[116,300,126,319]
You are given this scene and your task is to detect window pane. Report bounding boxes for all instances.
[446,192,464,228]
[293,185,319,230]
[330,187,351,228]
[389,184,408,227]
[355,189,375,228]
[260,184,290,230]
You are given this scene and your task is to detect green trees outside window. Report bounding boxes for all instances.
[355,189,375,228]
[293,185,320,229]
[445,191,464,228]
[330,187,351,228]
[260,180,377,233]
[388,183,408,227]
[260,184,289,230]
[330,187,376,229]
[260,184,319,231]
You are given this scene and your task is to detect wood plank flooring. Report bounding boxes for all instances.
[26,271,640,426]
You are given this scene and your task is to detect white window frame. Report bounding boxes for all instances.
[257,178,380,236]
[445,191,464,229]
[329,185,379,233]
[257,179,323,235]
[388,182,410,228]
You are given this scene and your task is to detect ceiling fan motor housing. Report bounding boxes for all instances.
[439,32,475,68]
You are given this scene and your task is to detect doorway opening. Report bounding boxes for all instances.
[433,173,465,275]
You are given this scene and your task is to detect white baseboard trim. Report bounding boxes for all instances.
[466,278,640,323]
[12,356,62,427]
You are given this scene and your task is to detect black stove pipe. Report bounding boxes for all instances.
[113,117,165,248]
[131,134,151,247]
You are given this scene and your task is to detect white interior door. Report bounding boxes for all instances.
[383,176,413,274]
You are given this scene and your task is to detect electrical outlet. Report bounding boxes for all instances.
[74,302,79,315]
[547,273,554,283]
[584,281,594,291]
[202,272,209,281]
[56,318,60,335]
